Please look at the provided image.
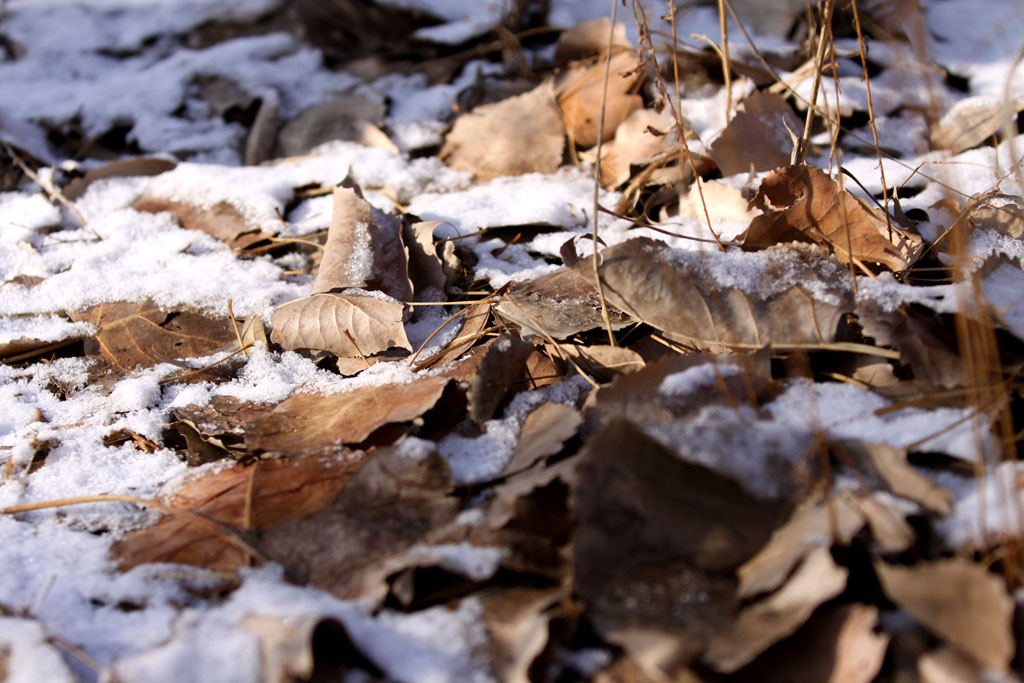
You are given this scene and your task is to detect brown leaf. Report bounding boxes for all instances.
[965,194,1024,239]
[739,604,889,683]
[69,301,235,372]
[550,343,645,381]
[743,165,923,272]
[132,197,271,252]
[874,559,1015,671]
[256,446,459,604]
[676,178,759,225]
[709,91,801,177]
[115,453,365,571]
[403,220,449,295]
[737,490,865,599]
[573,419,784,676]
[269,292,411,358]
[441,82,566,181]
[243,96,278,165]
[598,108,675,188]
[931,96,1024,154]
[501,401,582,476]
[704,546,849,673]
[479,587,565,683]
[557,51,643,148]
[63,157,176,201]
[554,18,632,67]
[245,375,451,455]
[466,333,534,423]
[497,266,634,340]
[836,440,953,514]
[277,96,387,158]
[413,302,491,371]
[918,646,988,683]
[582,237,852,351]
[172,396,267,464]
[313,183,412,301]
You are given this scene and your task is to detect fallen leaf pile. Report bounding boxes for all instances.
[5,1,1024,681]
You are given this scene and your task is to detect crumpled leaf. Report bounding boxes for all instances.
[557,51,643,148]
[874,559,1015,672]
[704,546,849,673]
[246,375,451,455]
[313,182,412,301]
[413,302,490,371]
[441,82,565,181]
[582,237,852,351]
[269,292,411,357]
[256,446,459,604]
[69,301,235,372]
[478,588,564,683]
[115,453,366,571]
[598,108,675,188]
[132,196,271,252]
[709,90,801,177]
[743,165,923,272]
[497,266,634,340]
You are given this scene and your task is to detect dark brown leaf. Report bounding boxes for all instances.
[709,91,801,177]
[466,333,534,423]
[115,453,366,571]
[69,301,236,372]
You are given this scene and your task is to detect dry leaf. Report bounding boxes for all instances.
[270,292,411,358]
[738,490,864,599]
[709,91,801,177]
[441,82,565,181]
[676,178,759,225]
[557,51,643,148]
[132,197,271,252]
[63,157,176,201]
[246,375,450,454]
[466,333,534,423]
[242,614,319,682]
[69,301,235,372]
[501,401,582,475]
[965,194,1024,239]
[403,220,449,295]
[277,96,388,157]
[497,266,634,340]
[313,183,412,301]
[582,237,852,351]
[704,546,849,673]
[244,96,278,165]
[874,559,1015,671]
[854,493,915,552]
[115,453,366,571]
[479,587,565,683]
[172,396,266,464]
[836,440,953,514]
[739,604,889,683]
[574,419,784,676]
[413,302,490,370]
[550,343,644,381]
[918,646,988,683]
[554,18,632,67]
[256,446,459,604]
[743,165,923,272]
[598,108,675,188]
[931,96,1024,154]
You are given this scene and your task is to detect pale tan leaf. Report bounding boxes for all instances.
[64,157,176,201]
[480,587,564,683]
[554,18,632,66]
[874,559,1015,671]
[132,196,271,252]
[552,343,645,380]
[270,292,411,357]
[918,646,988,683]
[441,82,565,181]
[677,178,759,225]
[738,491,864,599]
[582,237,852,351]
[598,108,675,188]
[838,440,953,515]
[313,183,412,301]
[931,96,1024,154]
[704,546,849,673]
[556,51,643,148]
[743,165,923,272]
[403,220,449,295]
